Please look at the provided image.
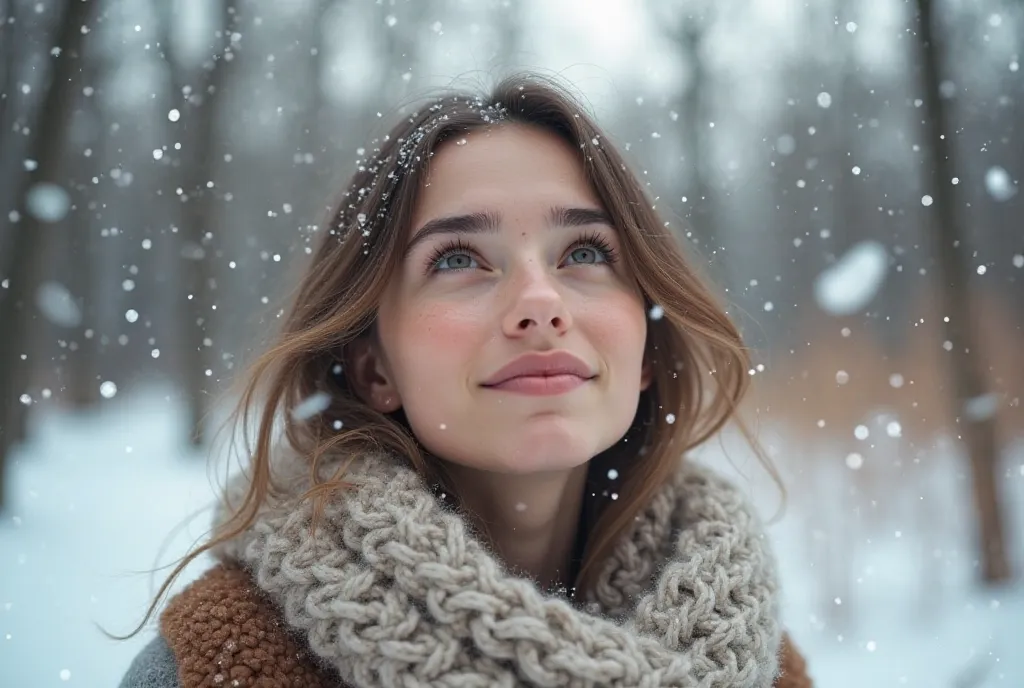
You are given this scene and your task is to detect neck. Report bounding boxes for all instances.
[443,461,589,591]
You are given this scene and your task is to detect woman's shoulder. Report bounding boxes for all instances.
[118,635,180,688]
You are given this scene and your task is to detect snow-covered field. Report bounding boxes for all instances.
[2,386,1022,687]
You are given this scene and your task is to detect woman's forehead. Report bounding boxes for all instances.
[410,126,600,227]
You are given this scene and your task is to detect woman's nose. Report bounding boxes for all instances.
[500,268,572,338]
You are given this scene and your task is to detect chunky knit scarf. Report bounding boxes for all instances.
[179,448,790,688]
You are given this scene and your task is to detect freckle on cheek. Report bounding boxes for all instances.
[413,307,478,343]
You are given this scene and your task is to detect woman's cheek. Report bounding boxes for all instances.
[580,291,648,362]
[583,286,646,328]
[399,298,489,361]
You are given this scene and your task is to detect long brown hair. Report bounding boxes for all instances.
[122,72,777,638]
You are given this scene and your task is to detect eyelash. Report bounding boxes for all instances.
[425,231,619,274]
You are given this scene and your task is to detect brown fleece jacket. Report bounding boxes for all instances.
[160,565,813,688]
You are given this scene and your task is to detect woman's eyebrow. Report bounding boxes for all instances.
[404,211,501,257]
[548,206,613,229]
[404,205,613,257]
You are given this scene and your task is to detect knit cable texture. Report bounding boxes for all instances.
[211,452,782,688]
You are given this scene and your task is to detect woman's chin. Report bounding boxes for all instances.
[474,427,605,475]
[415,414,624,475]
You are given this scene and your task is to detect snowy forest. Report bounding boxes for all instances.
[1,0,1022,685]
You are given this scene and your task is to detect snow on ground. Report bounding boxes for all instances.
[0,388,216,688]
[1,386,1022,687]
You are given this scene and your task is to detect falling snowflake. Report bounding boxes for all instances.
[776,134,795,155]
[35,282,81,327]
[26,183,71,223]
[291,392,331,420]
[963,394,999,421]
[984,166,1017,201]
[813,240,888,316]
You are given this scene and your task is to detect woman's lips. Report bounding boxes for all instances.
[483,373,590,395]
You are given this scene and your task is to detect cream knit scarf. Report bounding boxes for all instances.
[210,450,782,687]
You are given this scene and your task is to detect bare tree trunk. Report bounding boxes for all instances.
[913,0,1011,583]
[0,0,96,510]
[63,216,98,409]
[494,0,524,76]
[63,59,100,410]
[676,24,721,279]
[1,0,22,258]
[0,0,13,141]
[161,0,236,447]
[297,0,331,216]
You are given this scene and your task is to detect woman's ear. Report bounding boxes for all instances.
[640,359,653,391]
[343,336,402,413]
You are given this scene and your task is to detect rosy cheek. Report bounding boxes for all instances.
[579,292,647,350]
[401,300,486,356]
[587,287,643,323]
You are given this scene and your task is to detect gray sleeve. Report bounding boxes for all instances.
[118,635,181,688]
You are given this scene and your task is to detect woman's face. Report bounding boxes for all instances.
[362,124,649,474]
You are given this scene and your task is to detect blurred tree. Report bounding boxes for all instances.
[653,3,722,282]
[0,0,12,145]
[158,0,237,447]
[0,0,97,509]
[493,0,525,77]
[676,17,716,263]
[914,0,1012,583]
[63,56,101,410]
[296,0,333,214]
[0,0,21,268]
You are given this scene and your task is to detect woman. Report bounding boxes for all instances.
[118,74,812,687]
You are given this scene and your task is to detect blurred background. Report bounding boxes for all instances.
[0,0,1021,685]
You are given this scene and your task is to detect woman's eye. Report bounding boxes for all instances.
[564,246,607,266]
[435,252,477,271]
